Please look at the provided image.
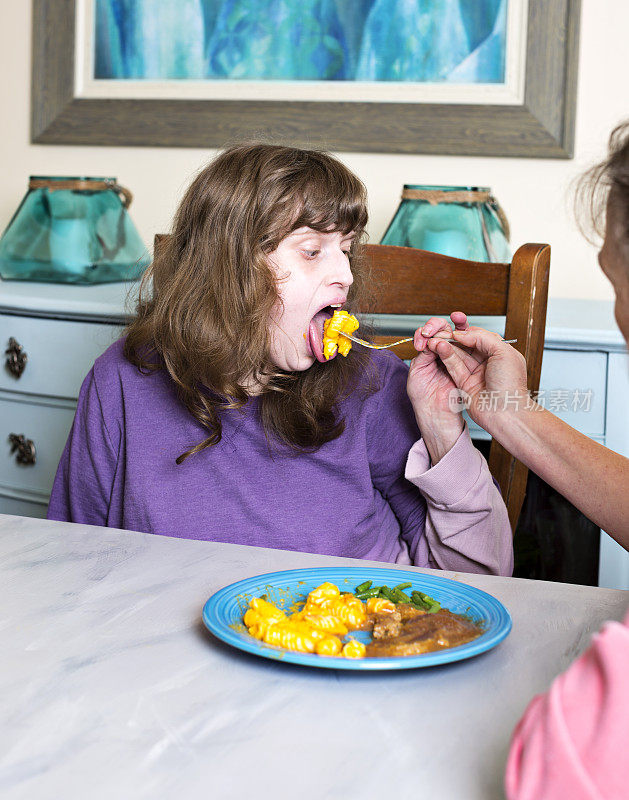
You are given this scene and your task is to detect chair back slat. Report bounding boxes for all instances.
[503,243,550,389]
[364,245,509,315]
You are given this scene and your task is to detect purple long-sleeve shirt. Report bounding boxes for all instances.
[48,339,513,575]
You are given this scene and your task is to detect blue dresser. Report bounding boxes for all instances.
[0,281,133,517]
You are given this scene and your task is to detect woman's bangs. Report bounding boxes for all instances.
[294,172,367,236]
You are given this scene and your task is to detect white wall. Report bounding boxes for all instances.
[1,1,627,300]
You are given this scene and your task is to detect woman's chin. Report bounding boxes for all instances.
[274,352,317,372]
[297,356,316,371]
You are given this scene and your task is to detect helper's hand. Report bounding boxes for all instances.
[406,312,470,463]
[430,326,529,431]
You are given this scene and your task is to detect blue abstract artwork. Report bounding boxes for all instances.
[94,0,507,83]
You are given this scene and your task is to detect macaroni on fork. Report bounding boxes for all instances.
[322,310,360,360]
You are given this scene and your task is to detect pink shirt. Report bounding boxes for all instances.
[505,607,629,800]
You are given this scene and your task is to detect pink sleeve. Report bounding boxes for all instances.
[505,608,629,800]
[404,427,514,575]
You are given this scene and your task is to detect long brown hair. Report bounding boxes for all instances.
[124,143,377,463]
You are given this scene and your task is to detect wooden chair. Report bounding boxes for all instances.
[365,243,550,532]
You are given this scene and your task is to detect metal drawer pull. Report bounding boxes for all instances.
[5,337,28,378]
[8,433,37,465]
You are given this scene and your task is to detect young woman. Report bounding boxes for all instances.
[47,143,512,574]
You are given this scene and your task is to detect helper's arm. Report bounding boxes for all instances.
[435,326,629,550]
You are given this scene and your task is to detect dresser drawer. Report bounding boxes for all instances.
[0,392,76,496]
[0,489,48,519]
[1,315,123,399]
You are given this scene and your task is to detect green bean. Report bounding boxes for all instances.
[379,586,397,602]
[350,582,441,610]
[411,591,436,611]
[412,590,438,604]
[356,588,380,599]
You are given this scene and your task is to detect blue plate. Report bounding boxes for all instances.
[202,567,512,670]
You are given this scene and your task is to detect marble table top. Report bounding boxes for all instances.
[2,514,628,800]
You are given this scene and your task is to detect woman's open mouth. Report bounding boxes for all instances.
[308,304,342,362]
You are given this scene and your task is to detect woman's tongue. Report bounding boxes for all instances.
[309,309,334,363]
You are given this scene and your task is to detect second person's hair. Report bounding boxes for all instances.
[576,121,629,253]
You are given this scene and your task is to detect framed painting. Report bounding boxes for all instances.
[32,0,581,157]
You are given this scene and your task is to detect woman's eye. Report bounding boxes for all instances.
[342,250,351,258]
[302,250,320,259]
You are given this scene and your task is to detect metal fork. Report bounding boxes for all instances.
[339,332,517,350]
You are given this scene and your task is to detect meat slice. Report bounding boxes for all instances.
[365,609,481,657]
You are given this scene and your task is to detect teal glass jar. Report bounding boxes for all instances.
[381,185,511,262]
[0,176,151,284]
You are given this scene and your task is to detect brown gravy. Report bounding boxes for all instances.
[362,603,482,657]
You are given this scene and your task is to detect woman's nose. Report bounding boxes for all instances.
[328,249,354,288]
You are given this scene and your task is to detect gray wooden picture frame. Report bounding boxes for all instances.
[32,0,581,157]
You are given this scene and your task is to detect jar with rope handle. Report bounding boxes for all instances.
[0,176,150,284]
[381,184,511,263]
